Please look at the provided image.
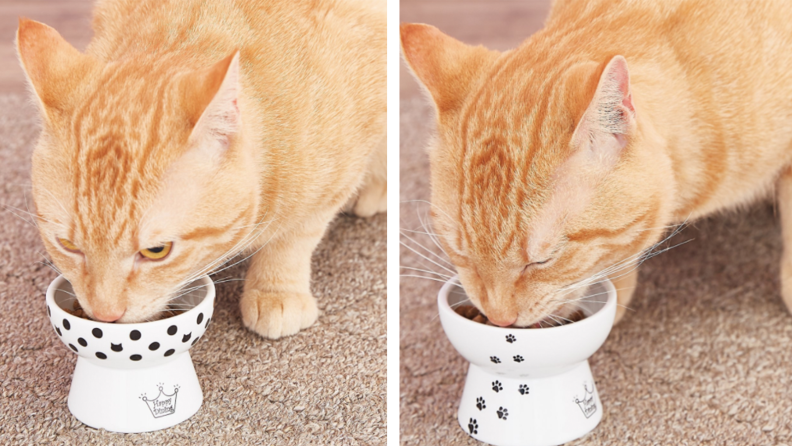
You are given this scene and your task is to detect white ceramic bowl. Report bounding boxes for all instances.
[46,275,215,433]
[438,276,616,446]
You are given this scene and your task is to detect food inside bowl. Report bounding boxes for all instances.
[63,299,186,321]
[454,304,586,328]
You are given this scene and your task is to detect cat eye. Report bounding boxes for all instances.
[522,258,552,273]
[57,237,81,253]
[139,242,173,261]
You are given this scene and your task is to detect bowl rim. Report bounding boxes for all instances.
[438,275,616,334]
[46,274,215,328]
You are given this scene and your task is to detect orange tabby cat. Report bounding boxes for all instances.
[402,0,792,327]
[17,0,385,339]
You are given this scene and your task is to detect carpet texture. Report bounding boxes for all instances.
[0,94,386,445]
[400,93,792,445]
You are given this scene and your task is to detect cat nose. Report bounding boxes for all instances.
[93,308,125,322]
[488,316,517,327]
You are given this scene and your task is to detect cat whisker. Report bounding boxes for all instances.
[167,277,244,302]
[400,199,457,228]
[207,216,278,268]
[546,314,567,327]
[553,287,628,304]
[550,314,573,324]
[417,206,453,261]
[2,204,42,229]
[56,288,77,298]
[628,221,689,234]
[178,213,275,285]
[399,266,453,280]
[175,276,244,293]
[37,260,62,275]
[399,231,456,270]
[400,229,454,267]
[400,274,464,286]
[557,223,691,296]
[400,240,456,275]
[400,228,441,238]
[176,214,277,289]
[2,202,41,221]
[429,297,472,322]
[206,219,283,279]
[448,299,472,309]
[37,186,71,223]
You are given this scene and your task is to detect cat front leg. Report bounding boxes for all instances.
[609,268,638,324]
[778,166,792,313]
[239,223,326,339]
[344,134,387,218]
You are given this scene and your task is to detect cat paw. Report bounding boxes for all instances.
[346,179,387,218]
[240,290,319,339]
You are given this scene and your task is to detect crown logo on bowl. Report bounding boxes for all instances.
[139,383,180,418]
[573,382,597,419]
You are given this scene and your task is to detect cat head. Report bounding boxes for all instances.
[18,19,261,322]
[402,24,663,327]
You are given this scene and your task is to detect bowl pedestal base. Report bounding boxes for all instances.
[68,352,203,433]
[457,361,603,446]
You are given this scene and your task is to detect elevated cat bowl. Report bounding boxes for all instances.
[438,276,616,446]
[45,275,215,433]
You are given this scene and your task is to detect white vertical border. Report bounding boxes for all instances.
[386,0,400,443]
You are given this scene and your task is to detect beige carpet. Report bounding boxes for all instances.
[0,94,386,445]
[400,93,792,445]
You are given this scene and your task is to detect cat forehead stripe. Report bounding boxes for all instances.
[69,67,184,245]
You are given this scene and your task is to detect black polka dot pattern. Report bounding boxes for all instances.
[47,285,213,364]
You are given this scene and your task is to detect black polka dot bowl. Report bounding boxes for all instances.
[45,274,215,433]
[438,276,616,446]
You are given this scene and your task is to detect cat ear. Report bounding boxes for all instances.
[16,18,97,117]
[401,23,498,114]
[572,55,636,170]
[185,51,241,157]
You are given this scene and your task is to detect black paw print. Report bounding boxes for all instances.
[490,356,501,364]
[513,355,524,363]
[492,381,502,392]
[497,406,509,420]
[505,334,516,343]
[519,384,530,395]
[468,418,478,435]
[476,397,486,410]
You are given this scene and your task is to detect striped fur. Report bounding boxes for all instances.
[402,0,792,327]
[18,0,386,338]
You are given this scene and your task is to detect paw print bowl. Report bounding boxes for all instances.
[45,274,215,433]
[438,276,616,446]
